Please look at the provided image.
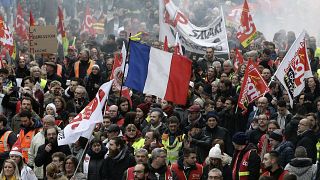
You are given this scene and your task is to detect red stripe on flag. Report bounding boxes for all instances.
[164,55,192,105]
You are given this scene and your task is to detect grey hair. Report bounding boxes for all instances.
[151,148,166,160]
[135,148,148,156]
[212,61,221,67]
[43,115,55,123]
[223,60,233,68]
[209,168,223,177]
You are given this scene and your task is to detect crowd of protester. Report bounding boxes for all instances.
[0,0,319,180]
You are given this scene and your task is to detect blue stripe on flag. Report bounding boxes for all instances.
[124,41,151,92]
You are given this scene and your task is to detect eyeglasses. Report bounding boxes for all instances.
[133,170,144,174]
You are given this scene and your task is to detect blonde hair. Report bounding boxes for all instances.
[46,163,68,180]
[0,159,21,179]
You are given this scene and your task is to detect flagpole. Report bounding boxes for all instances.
[221,6,230,60]
[72,127,93,178]
[117,33,132,109]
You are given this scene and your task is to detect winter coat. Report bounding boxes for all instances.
[35,140,71,176]
[285,158,317,180]
[84,145,107,180]
[189,131,212,164]
[274,141,294,167]
[296,130,317,163]
[84,73,103,100]
[147,159,178,180]
[21,165,37,180]
[99,145,136,180]
[203,125,233,155]
[231,143,261,180]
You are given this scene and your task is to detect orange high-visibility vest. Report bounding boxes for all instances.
[0,131,12,152]
[18,129,39,162]
[74,60,95,78]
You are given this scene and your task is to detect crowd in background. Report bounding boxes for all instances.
[0,0,318,180]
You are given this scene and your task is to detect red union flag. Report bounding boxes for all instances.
[15,2,28,40]
[234,48,244,71]
[80,3,95,36]
[237,0,257,48]
[58,80,114,145]
[0,16,14,58]
[274,31,312,107]
[238,60,269,112]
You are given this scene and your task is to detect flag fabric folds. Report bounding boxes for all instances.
[58,80,114,145]
[274,30,312,107]
[29,11,35,27]
[80,3,95,36]
[0,16,14,58]
[58,6,69,55]
[15,2,28,40]
[125,41,192,105]
[238,60,269,113]
[234,48,244,71]
[236,0,257,48]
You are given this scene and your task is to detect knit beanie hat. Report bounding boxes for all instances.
[232,132,247,145]
[46,103,57,115]
[209,144,222,159]
[269,129,283,142]
[137,102,151,116]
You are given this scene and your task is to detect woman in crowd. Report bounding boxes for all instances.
[84,64,103,100]
[9,147,37,180]
[123,124,145,153]
[0,159,21,180]
[83,139,107,180]
[46,163,68,180]
[135,102,151,131]
[54,96,69,124]
[63,155,86,180]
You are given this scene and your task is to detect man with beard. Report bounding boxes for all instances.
[132,164,150,180]
[171,148,203,180]
[34,126,71,176]
[100,136,136,180]
[148,148,177,180]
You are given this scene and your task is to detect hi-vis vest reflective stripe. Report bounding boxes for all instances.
[57,64,62,77]
[93,22,105,34]
[74,60,95,78]
[162,134,185,164]
[19,129,37,162]
[0,131,12,152]
[316,141,320,160]
[233,150,252,180]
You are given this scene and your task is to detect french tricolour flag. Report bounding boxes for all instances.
[125,41,192,105]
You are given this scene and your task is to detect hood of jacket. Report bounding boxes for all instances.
[275,140,294,151]
[286,158,314,176]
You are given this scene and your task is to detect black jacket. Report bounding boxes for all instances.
[148,159,178,180]
[34,140,71,175]
[296,130,317,163]
[100,146,136,180]
[274,141,294,167]
[203,125,233,155]
[189,131,212,164]
[231,144,261,180]
[86,145,107,180]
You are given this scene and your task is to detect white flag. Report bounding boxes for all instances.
[274,31,313,107]
[159,0,229,54]
[58,80,114,145]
